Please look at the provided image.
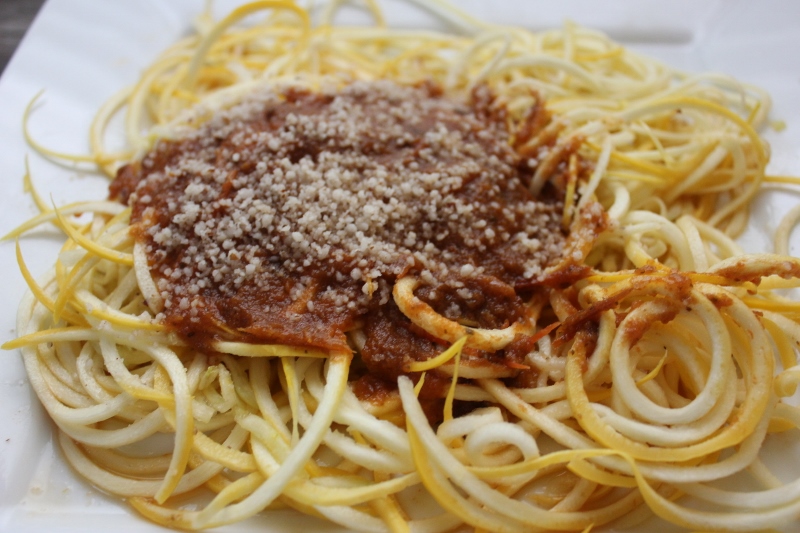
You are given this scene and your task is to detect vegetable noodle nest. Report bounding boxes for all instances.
[7,1,800,531]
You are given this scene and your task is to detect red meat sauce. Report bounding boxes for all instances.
[110,80,599,406]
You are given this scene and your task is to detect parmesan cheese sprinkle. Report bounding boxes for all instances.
[112,80,566,348]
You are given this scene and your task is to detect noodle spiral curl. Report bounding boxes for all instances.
[6,1,800,531]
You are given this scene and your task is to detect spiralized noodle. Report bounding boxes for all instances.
[6,0,800,531]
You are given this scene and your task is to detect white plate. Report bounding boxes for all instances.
[1,1,799,531]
